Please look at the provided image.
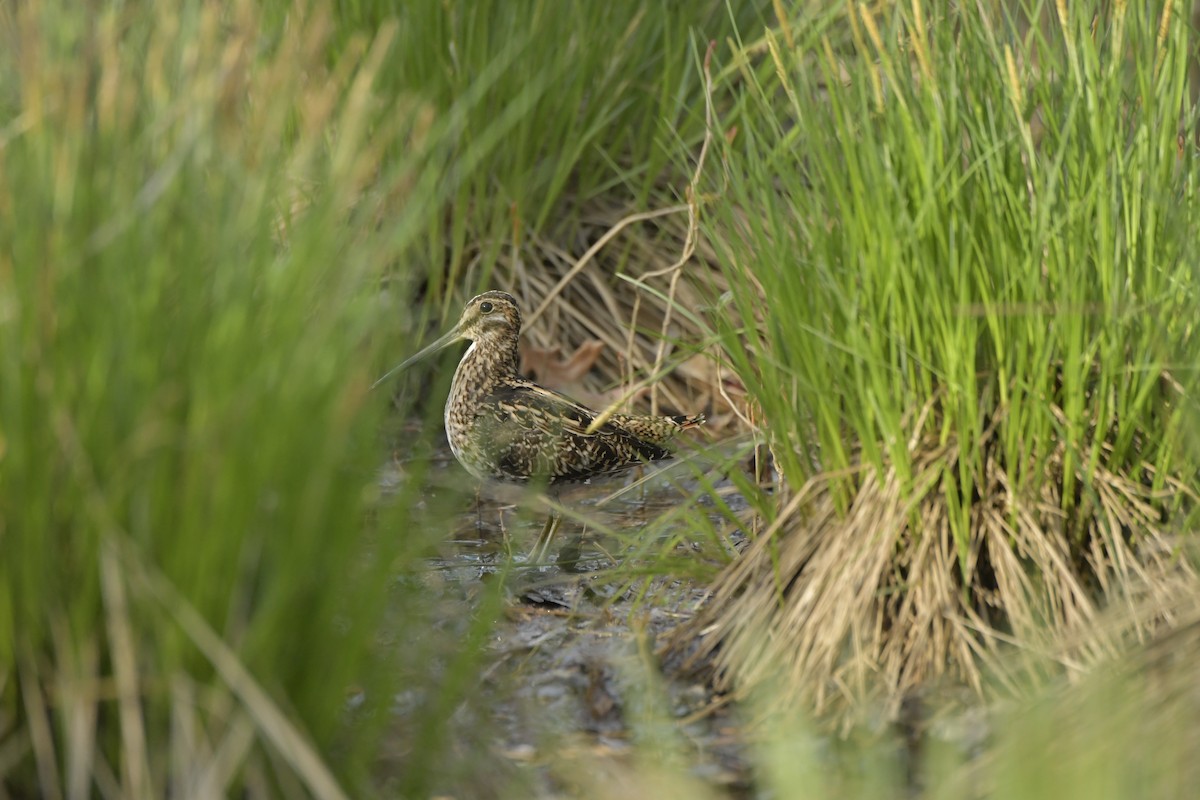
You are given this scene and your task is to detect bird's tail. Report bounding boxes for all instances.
[609,411,706,446]
[670,413,706,430]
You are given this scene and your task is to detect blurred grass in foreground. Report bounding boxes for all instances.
[0,0,522,794]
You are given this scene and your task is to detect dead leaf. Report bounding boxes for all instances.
[519,339,611,407]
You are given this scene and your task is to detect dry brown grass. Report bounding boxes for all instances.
[673,394,1198,723]
[488,208,733,423]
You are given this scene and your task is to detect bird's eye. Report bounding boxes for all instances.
[479,301,494,313]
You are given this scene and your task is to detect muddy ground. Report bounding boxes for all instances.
[374,435,983,798]
[373,431,760,797]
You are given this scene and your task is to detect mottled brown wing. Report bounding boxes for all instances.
[485,381,601,437]
[479,382,672,484]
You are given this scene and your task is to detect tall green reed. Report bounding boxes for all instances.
[707,0,1196,556]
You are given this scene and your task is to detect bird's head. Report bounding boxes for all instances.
[372,290,523,389]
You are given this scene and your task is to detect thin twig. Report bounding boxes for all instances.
[523,204,689,330]
[640,41,719,414]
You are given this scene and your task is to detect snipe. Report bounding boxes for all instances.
[376,290,705,562]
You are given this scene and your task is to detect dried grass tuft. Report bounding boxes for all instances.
[677,397,1198,723]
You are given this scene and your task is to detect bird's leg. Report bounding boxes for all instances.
[556,528,584,572]
[498,505,513,557]
[529,510,562,565]
[474,484,483,533]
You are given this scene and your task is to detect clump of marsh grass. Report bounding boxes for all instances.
[680,1,1200,718]
[692,402,1197,716]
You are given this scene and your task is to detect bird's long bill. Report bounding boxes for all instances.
[371,324,464,389]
